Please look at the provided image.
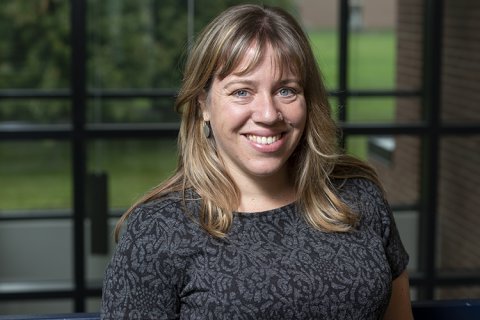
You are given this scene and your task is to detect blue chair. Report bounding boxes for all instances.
[0,314,100,320]
[412,299,480,320]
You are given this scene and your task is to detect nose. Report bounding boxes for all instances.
[251,93,280,124]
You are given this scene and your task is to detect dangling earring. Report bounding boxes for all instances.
[203,121,212,138]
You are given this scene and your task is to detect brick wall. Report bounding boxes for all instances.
[441,0,480,124]
[373,0,480,298]
[436,0,480,298]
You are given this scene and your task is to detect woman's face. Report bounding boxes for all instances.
[200,45,307,185]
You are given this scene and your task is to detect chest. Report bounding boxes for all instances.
[178,217,392,319]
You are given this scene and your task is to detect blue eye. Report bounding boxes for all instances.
[279,88,294,97]
[234,89,248,97]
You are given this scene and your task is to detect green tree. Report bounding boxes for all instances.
[0,0,70,123]
[0,0,295,123]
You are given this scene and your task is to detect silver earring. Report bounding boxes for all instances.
[203,121,212,138]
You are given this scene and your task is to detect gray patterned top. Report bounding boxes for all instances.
[101,178,409,319]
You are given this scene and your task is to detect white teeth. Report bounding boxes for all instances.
[247,134,281,145]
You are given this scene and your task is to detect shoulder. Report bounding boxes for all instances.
[103,193,200,318]
[335,177,385,206]
[119,191,202,245]
[335,177,391,228]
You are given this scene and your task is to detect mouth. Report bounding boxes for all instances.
[246,134,282,145]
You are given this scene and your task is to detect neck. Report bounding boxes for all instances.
[235,171,297,213]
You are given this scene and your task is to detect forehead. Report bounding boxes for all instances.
[217,41,301,82]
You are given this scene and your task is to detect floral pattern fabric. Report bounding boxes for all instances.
[101,178,409,319]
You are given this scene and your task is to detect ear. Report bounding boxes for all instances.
[198,90,211,121]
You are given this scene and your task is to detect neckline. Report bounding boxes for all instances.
[233,201,297,216]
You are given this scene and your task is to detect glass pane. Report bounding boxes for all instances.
[0,99,70,125]
[0,299,73,316]
[348,0,397,89]
[348,98,396,123]
[0,141,71,214]
[437,136,480,273]
[349,31,396,89]
[87,139,178,209]
[345,97,421,123]
[0,1,70,89]
[346,135,421,207]
[87,297,102,313]
[87,0,188,89]
[0,220,73,288]
[346,0,424,93]
[87,97,179,124]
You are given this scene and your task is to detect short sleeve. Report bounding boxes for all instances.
[377,194,410,279]
[101,205,183,320]
[342,178,410,280]
[361,179,410,279]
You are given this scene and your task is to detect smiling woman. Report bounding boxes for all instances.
[101,4,413,319]
[198,45,307,211]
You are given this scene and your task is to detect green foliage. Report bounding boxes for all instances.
[0,0,296,123]
[0,0,70,89]
[0,0,70,123]
[88,0,185,89]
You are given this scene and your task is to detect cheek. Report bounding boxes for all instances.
[209,104,251,131]
[285,103,307,129]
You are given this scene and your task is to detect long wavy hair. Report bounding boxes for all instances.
[114,4,379,241]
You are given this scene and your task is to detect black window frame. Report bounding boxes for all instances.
[0,0,480,312]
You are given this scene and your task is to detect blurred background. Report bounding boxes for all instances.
[0,0,479,315]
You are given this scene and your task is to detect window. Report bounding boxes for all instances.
[1,0,479,314]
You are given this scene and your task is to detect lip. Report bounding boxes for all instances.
[246,133,282,145]
[243,131,286,152]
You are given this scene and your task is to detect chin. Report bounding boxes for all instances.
[248,166,286,178]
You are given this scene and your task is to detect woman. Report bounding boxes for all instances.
[101,4,413,319]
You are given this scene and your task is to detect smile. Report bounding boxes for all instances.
[246,134,282,145]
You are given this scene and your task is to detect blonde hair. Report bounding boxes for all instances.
[114,4,379,241]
